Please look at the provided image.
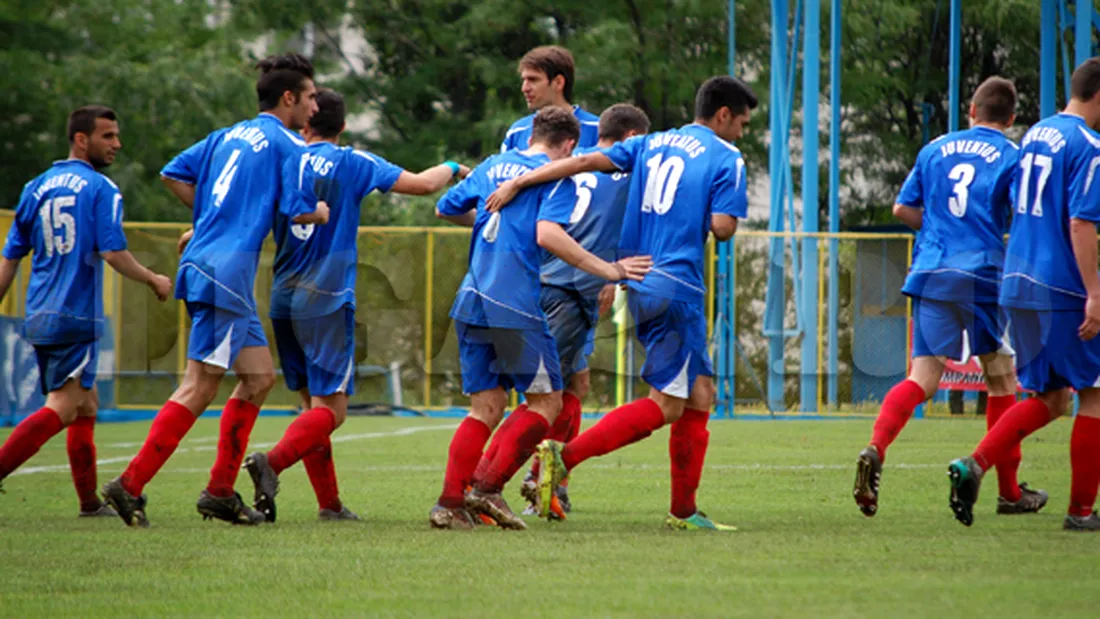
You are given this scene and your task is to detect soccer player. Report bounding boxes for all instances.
[429,107,652,530]
[242,88,470,523]
[947,58,1100,531]
[0,106,173,515]
[852,77,1048,518]
[515,103,652,517]
[500,46,600,153]
[484,75,756,531]
[101,53,323,527]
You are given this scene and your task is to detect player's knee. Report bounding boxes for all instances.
[243,369,276,399]
[569,373,591,400]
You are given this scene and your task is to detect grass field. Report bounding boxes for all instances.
[1,415,1097,618]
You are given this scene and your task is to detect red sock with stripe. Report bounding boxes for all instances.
[669,408,710,519]
[561,398,666,471]
[869,380,926,459]
[302,437,342,513]
[66,416,100,512]
[986,394,1022,502]
[548,393,581,442]
[1069,415,1100,518]
[472,405,524,483]
[972,397,1052,471]
[206,398,260,497]
[267,407,337,474]
[120,400,197,496]
[472,408,550,493]
[0,407,64,478]
[438,417,492,509]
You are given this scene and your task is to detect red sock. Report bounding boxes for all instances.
[206,398,260,497]
[438,417,492,508]
[669,408,709,519]
[987,394,1022,502]
[561,398,666,471]
[547,393,581,442]
[1069,415,1100,518]
[267,407,337,474]
[120,401,197,496]
[472,405,525,483]
[567,399,582,442]
[0,407,64,478]
[67,416,100,512]
[972,397,1052,471]
[870,380,926,459]
[302,437,342,513]
[473,408,550,493]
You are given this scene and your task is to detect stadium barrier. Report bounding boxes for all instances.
[2,210,987,422]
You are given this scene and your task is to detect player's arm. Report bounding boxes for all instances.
[435,165,482,227]
[711,215,738,241]
[486,152,619,213]
[1069,147,1100,340]
[710,153,748,242]
[892,204,923,230]
[391,162,471,196]
[0,257,20,303]
[161,177,196,209]
[95,186,172,301]
[102,250,172,301]
[0,190,33,301]
[160,135,211,210]
[537,221,651,282]
[893,157,924,230]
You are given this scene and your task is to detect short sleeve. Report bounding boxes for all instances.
[896,153,925,208]
[991,146,1020,213]
[601,135,646,173]
[160,134,211,184]
[93,180,127,253]
[437,164,483,216]
[351,150,405,197]
[279,151,316,220]
[536,178,576,225]
[2,183,35,260]
[1068,137,1100,222]
[710,152,748,218]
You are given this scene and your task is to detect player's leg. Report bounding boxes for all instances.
[854,298,950,517]
[69,385,115,517]
[664,375,734,531]
[0,343,93,493]
[1065,387,1100,531]
[430,321,503,529]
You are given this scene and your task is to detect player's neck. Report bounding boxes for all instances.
[540,98,571,111]
[307,136,339,146]
[66,149,91,166]
[262,108,294,129]
[1063,100,1098,126]
[970,121,1007,133]
[596,139,615,149]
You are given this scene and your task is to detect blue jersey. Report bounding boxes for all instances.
[271,142,404,319]
[1001,113,1100,310]
[500,105,600,153]
[161,113,305,316]
[540,146,631,298]
[438,150,576,329]
[896,127,1019,303]
[604,124,747,302]
[2,160,128,345]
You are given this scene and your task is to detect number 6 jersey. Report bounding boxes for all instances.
[3,159,128,344]
[602,124,748,303]
[160,113,306,316]
[896,126,1019,303]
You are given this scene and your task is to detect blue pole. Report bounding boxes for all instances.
[800,0,820,412]
[1077,0,1092,66]
[1041,0,1057,118]
[948,0,961,132]
[727,0,738,417]
[766,0,788,411]
[827,0,840,407]
[1060,0,1073,103]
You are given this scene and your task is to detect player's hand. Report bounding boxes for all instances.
[611,256,653,282]
[149,273,173,302]
[177,229,193,255]
[1081,294,1100,340]
[486,180,519,213]
[312,201,330,225]
[598,284,616,317]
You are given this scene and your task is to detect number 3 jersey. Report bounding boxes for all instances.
[3,160,128,344]
[603,124,748,303]
[896,126,1019,303]
[161,113,305,316]
[1000,113,1100,311]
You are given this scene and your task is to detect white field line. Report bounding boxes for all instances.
[10,423,460,477]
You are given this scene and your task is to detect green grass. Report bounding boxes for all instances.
[1,416,1097,617]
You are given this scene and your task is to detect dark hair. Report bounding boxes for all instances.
[256,53,315,111]
[309,89,346,138]
[598,103,650,141]
[694,76,759,120]
[68,105,117,143]
[530,106,581,147]
[1072,58,1100,102]
[972,77,1017,124]
[519,46,576,102]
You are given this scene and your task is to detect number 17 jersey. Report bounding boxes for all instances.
[896,126,1019,303]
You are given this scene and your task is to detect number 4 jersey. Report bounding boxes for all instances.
[3,160,128,345]
[603,124,748,302]
[896,126,1019,303]
[1000,113,1100,311]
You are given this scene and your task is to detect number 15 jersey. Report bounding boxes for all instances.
[896,126,1019,303]
[603,124,748,302]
